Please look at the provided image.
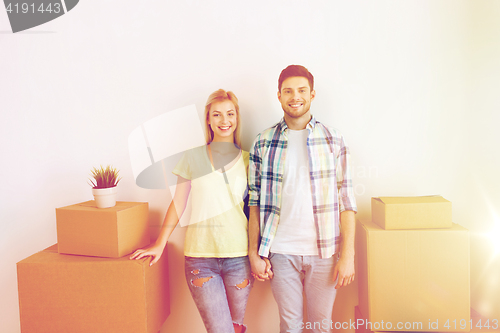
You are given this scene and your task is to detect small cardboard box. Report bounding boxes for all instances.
[56,201,150,258]
[17,244,169,333]
[371,196,452,230]
[357,220,470,332]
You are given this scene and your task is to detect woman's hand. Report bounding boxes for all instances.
[129,243,165,266]
[250,255,273,281]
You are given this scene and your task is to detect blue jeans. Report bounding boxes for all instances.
[185,256,253,333]
[269,253,338,333]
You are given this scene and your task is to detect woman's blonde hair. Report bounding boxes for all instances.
[204,89,242,148]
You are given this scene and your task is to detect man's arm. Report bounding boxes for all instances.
[247,134,272,281]
[332,210,355,289]
[248,205,273,281]
[332,131,357,288]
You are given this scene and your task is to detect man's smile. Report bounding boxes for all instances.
[288,102,303,108]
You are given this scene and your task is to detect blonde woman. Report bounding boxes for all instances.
[130,89,252,333]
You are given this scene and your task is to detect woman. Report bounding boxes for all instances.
[130,89,252,333]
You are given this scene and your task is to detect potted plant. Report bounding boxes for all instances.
[89,165,122,208]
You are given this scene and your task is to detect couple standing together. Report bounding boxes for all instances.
[130,65,358,333]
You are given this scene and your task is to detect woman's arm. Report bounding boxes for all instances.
[129,176,191,265]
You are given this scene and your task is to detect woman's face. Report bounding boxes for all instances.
[208,100,237,142]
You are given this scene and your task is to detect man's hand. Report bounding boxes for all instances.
[248,205,273,281]
[332,255,354,289]
[250,255,273,281]
[334,210,356,289]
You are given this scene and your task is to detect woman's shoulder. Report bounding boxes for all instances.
[174,145,209,178]
[179,145,208,163]
[241,150,250,167]
[184,144,207,156]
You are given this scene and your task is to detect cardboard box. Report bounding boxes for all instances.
[372,196,452,230]
[17,244,169,333]
[56,201,150,258]
[355,305,374,333]
[357,220,470,332]
[355,306,497,333]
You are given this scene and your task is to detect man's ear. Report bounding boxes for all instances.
[310,89,316,101]
[277,91,281,101]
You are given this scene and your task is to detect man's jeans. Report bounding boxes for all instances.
[269,253,338,333]
[185,256,253,333]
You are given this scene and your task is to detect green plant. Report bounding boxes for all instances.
[89,165,122,189]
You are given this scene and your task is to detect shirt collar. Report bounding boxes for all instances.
[278,115,317,134]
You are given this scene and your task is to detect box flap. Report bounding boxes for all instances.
[377,195,449,205]
[362,219,467,233]
[57,201,147,212]
[18,244,155,265]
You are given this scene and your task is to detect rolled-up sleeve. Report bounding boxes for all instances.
[336,134,357,213]
[248,135,262,207]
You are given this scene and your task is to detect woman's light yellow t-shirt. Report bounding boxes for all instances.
[173,145,249,258]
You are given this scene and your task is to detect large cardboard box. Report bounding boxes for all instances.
[56,201,150,258]
[372,196,452,230]
[357,220,470,332]
[17,244,169,333]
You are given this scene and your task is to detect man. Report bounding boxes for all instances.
[248,65,357,333]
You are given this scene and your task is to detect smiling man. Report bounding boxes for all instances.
[248,65,357,333]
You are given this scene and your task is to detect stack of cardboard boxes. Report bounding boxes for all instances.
[356,196,471,333]
[17,201,170,333]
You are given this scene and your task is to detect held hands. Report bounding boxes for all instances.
[129,242,165,266]
[250,255,273,281]
[332,255,355,289]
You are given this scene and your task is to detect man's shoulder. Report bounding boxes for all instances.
[313,118,344,139]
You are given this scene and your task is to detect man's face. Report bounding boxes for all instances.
[278,76,316,120]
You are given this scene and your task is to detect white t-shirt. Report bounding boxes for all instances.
[270,129,318,255]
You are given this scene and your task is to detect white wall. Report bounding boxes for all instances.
[1,1,499,332]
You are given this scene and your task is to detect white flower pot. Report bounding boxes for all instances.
[92,186,118,208]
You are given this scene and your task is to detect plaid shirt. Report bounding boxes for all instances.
[248,116,357,259]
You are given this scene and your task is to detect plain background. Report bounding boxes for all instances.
[1,1,499,332]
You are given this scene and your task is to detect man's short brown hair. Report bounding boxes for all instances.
[278,65,314,92]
